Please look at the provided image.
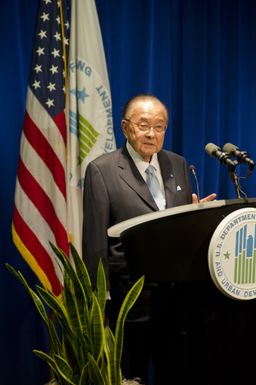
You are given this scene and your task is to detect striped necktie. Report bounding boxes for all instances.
[145,165,165,210]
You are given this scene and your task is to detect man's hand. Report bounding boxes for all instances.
[192,193,217,204]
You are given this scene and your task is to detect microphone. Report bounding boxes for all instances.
[222,142,255,172]
[189,164,201,202]
[205,142,237,171]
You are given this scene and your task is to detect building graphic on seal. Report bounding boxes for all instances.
[234,224,256,284]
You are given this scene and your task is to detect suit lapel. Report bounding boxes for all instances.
[117,147,159,211]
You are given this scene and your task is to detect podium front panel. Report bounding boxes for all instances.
[120,198,256,283]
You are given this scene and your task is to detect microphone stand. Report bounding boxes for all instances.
[189,165,201,202]
[230,171,241,198]
[228,161,241,198]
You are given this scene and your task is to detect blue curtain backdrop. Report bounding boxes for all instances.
[1,0,256,384]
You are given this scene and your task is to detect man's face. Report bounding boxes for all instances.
[122,99,168,162]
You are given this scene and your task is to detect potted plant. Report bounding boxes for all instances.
[6,242,144,385]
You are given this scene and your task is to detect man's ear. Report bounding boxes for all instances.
[121,119,128,138]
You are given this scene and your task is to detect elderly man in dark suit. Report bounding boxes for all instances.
[82,94,215,384]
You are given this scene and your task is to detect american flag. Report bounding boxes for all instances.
[12,0,70,296]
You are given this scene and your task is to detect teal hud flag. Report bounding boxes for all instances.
[67,0,116,254]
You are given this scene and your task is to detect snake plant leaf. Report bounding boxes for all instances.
[53,354,77,385]
[114,276,145,384]
[90,292,105,362]
[47,315,62,355]
[63,269,92,359]
[33,350,61,383]
[69,242,93,305]
[96,259,107,315]
[62,330,87,376]
[35,286,74,342]
[62,272,87,368]
[50,243,89,328]
[5,264,49,325]
[78,363,89,385]
[87,352,106,385]
[104,326,116,385]
[65,252,93,350]
[6,264,62,356]
[63,271,84,338]
[36,285,87,369]
[64,269,91,346]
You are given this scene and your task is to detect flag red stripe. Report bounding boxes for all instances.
[23,112,66,198]
[17,158,69,254]
[13,205,62,295]
[54,111,67,144]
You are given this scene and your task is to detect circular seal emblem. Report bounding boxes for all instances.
[208,207,256,300]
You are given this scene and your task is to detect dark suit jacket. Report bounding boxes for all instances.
[82,145,192,318]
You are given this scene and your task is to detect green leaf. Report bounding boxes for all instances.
[35,285,76,353]
[88,352,106,385]
[114,276,145,384]
[33,350,61,383]
[63,272,83,337]
[62,271,87,369]
[48,315,62,355]
[5,264,63,355]
[104,326,115,385]
[90,293,105,362]
[96,259,107,315]
[5,264,49,325]
[69,242,93,305]
[50,243,89,313]
[53,354,76,385]
[50,243,92,340]
[62,331,86,377]
[78,364,89,385]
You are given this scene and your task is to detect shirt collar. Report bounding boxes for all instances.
[126,141,160,175]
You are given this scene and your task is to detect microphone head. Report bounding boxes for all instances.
[223,142,237,154]
[223,142,254,170]
[205,142,220,156]
[189,164,195,172]
[205,142,237,171]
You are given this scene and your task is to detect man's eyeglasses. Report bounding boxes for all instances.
[124,119,167,133]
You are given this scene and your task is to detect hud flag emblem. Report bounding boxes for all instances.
[208,207,256,300]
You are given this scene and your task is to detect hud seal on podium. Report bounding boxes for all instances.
[208,207,256,300]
